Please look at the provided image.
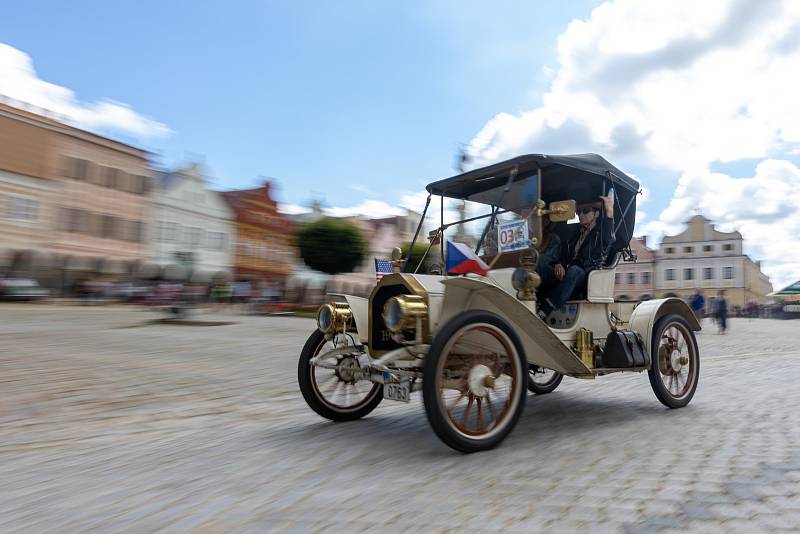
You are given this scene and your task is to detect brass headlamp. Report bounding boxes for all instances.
[317,302,353,335]
[382,294,428,333]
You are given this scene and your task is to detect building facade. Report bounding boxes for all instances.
[150,164,235,280]
[0,101,152,291]
[221,181,295,284]
[613,236,656,301]
[654,215,773,308]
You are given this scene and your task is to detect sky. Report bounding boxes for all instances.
[2,0,799,288]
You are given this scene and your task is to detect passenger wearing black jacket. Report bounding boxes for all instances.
[539,194,614,315]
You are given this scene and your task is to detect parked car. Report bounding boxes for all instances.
[297,153,700,453]
[0,277,49,301]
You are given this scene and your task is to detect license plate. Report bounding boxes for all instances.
[384,382,410,403]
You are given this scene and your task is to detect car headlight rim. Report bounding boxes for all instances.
[317,302,353,334]
[382,295,427,333]
[317,303,335,333]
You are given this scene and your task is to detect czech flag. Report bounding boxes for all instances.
[446,241,490,276]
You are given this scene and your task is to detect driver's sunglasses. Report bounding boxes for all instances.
[577,207,595,215]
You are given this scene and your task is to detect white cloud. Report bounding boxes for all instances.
[324,199,407,219]
[0,43,170,140]
[640,159,800,288]
[466,0,800,170]
[465,0,800,289]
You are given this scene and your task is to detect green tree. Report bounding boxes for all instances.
[402,242,433,273]
[297,218,367,275]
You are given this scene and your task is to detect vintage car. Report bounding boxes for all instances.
[298,154,700,453]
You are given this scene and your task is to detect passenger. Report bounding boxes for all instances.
[536,216,562,298]
[539,194,614,316]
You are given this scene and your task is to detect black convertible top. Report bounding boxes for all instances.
[426,153,638,198]
[426,153,640,253]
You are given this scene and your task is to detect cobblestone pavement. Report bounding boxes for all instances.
[1,304,799,532]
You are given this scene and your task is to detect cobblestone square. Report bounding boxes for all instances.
[1,305,799,532]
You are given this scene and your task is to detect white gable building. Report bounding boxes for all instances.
[150,164,235,279]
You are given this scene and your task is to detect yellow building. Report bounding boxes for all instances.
[655,215,772,308]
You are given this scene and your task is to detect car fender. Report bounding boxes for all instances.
[628,297,701,358]
[438,277,592,376]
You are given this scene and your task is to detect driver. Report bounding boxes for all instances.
[539,194,614,316]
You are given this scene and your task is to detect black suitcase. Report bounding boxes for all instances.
[603,330,647,368]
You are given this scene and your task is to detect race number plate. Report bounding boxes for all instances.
[384,382,411,403]
[497,220,529,253]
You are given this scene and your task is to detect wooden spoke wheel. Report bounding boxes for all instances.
[648,314,699,408]
[423,311,527,453]
[527,366,563,395]
[298,330,383,421]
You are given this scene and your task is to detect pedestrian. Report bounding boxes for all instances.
[716,289,728,334]
[690,288,705,322]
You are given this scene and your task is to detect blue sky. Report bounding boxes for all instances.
[2,0,597,202]
[3,0,800,286]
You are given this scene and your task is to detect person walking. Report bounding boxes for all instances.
[716,289,729,334]
[690,288,705,322]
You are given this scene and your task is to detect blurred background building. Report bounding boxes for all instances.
[151,163,235,283]
[654,215,773,307]
[221,181,294,288]
[613,236,655,302]
[0,100,151,294]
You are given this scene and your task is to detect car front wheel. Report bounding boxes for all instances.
[298,330,383,421]
[423,311,527,453]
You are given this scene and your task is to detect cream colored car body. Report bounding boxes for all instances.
[336,263,698,377]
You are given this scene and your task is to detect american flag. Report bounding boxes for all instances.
[375,258,393,282]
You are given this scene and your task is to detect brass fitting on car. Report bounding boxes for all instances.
[382,294,428,334]
[575,328,594,369]
[317,302,353,337]
[511,249,541,301]
[390,247,404,273]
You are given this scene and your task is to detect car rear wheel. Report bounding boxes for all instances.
[423,311,527,453]
[648,314,699,408]
[298,330,383,421]
[527,367,563,394]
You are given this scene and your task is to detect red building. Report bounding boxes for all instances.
[221,181,294,284]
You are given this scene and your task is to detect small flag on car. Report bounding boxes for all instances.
[446,241,489,276]
[375,258,393,282]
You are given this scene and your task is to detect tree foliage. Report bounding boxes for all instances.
[297,218,368,275]
[401,242,434,273]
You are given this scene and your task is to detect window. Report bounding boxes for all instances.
[66,208,89,233]
[163,222,180,242]
[627,272,636,284]
[684,246,693,254]
[615,273,621,284]
[101,215,116,239]
[102,167,119,189]
[129,175,149,195]
[684,268,694,280]
[704,267,713,280]
[65,157,89,180]
[5,195,38,222]
[116,172,129,192]
[665,247,674,254]
[641,272,651,284]
[723,243,734,252]
[665,269,675,281]
[723,266,734,279]
[185,226,204,247]
[703,245,713,253]
[129,221,144,242]
[207,232,225,250]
